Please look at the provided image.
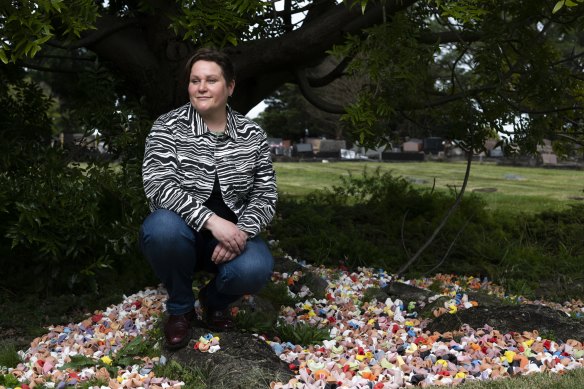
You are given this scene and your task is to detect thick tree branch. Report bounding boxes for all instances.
[230,0,419,113]
[283,0,293,32]
[20,62,78,74]
[306,56,352,87]
[295,68,346,114]
[30,0,422,115]
[73,18,142,48]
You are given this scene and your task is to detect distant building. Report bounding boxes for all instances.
[403,139,423,153]
[267,137,284,155]
[423,137,444,154]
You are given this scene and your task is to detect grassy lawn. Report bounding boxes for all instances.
[456,368,584,389]
[274,160,584,214]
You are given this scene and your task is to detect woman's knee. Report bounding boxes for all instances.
[216,239,274,293]
[245,238,274,280]
[140,209,192,248]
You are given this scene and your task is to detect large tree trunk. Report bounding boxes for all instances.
[82,1,417,118]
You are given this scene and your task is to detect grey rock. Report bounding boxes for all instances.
[166,328,294,389]
[383,282,436,303]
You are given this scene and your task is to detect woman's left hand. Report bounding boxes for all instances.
[211,242,238,264]
[204,214,248,254]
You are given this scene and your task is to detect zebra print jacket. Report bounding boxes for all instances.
[142,102,277,238]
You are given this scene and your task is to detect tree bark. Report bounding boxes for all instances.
[76,0,419,118]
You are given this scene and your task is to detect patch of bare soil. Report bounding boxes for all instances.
[426,304,584,342]
[383,282,584,342]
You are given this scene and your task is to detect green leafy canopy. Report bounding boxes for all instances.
[0,0,99,64]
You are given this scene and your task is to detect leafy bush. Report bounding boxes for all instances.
[492,205,584,299]
[0,68,155,296]
[0,148,152,294]
[271,168,503,277]
[0,66,53,145]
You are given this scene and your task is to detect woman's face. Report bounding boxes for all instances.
[188,60,235,118]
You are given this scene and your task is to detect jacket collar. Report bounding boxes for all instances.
[187,103,238,140]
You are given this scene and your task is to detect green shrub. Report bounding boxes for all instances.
[0,147,152,295]
[272,168,502,277]
[0,69,154,296]
[275,321,330,347]
[271,168,584,302]
[492,206,584,299]
[508,204,584,256]
[0,69,53,146]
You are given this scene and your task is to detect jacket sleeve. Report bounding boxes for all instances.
[142,119,214,230]
[236,131,278,238]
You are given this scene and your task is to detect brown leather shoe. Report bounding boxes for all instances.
[198,286,235,332]
[204,308,236,332]
[164,309,195,350]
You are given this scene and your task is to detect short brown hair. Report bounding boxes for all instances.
[184,48,235,84]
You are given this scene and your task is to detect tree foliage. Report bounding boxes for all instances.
[553,0,584,14]
[328,0,584,152]
[0,0,98,63]
[3,0,583,154]
[0,64,53,145]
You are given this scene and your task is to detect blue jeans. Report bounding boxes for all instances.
[139,209,274,316]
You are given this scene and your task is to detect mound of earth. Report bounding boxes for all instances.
[168,327,295,388]
[426,304,584,341]
[381,281,584,342]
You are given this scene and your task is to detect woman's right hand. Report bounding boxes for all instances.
[203,214,248,254]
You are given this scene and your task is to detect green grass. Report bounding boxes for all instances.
[274,161,584,214]
[0,344,20,368]
[456,368,584,389]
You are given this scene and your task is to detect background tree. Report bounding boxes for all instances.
[2,0,584,294]
[255,79,354,143]
[4,1,583,152]
[255,84,313,141]
[2,0,414,119]
[332,0,584,152]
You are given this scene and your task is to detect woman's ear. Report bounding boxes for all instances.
[228,79,235,96]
